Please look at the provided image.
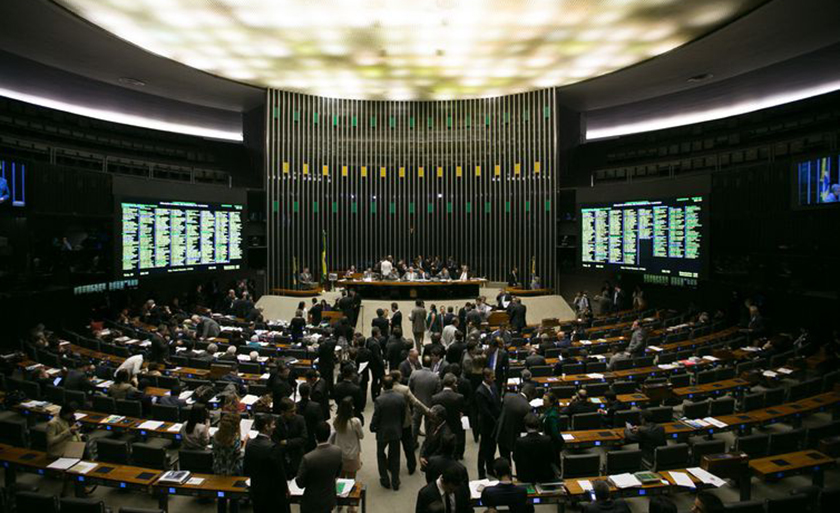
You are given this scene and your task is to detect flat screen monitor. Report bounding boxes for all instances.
[795,154,840,207]
[579,196,706,279]
[120,199,243,277]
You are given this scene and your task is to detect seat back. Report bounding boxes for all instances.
[768,429,804,455]
[178,449,214,474]
[550,385,576,399]
[691,439,726,465]
[764,388,785,407]
[710,397,736,416]
[238,362,261,375]
[0,418,28,447]
[116,399,143,418]
[736,434,769,458]
[530,365,553,378]
[767,494,811,513]
[633,356,654,368]
[741,393,764,412]
[653,443,689,471]
[585,361,607,373]
[613,359,634,371]
[717,367,736,381]
[96,438,130,465]
[16,491,59,513]
[561,362,584,375]
[669,373,691,388]
[611,381,636,394]
[613,409,641,427]
[605,449,642,475]
[724,501,766,513]
[64,390,88,408]
[571,412,602,430]
[29,423,49,451]
[562,453,601,478]
[92,395,116,414]
[683,401,710,420]
[45,385,65,404]
[131,442,169,470]
[584,383,610,397]
[60,497,106,513]
[647,406,673,423]
[806,421,840,448]
[151,404,180,422]
[696,370,718,385]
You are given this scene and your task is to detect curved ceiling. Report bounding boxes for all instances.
[52,0,765,101]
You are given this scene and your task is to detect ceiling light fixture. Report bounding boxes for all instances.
[117,77,146,87]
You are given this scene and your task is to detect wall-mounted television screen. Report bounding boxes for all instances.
[796,154,840,207]
[120,199,243,278]
[580,196,706,279]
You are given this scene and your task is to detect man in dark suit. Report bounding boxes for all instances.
[623,409,667,462]
[583,480,631,513]
[371,375,407,490]
[524,347,546,368]
[366,327,386,400]
[627,320,647,356]
[372,309,390,338]
[317,336,337,391]
[513,414,556,483]
[295,421,343,513]
[416,465,472,513]
[424,435,469,484]
[442,306,456,328]
[612,285,626,312]
[507,267,520,287]
[507,298,527,333]
[332,364,364,424]
[486,337,510,394]
[445,332,466,366]
[480,458,533,513]
[474,368,501,479]
[386,328,411,372]
[272,397,309,475]
[308,298,323,325]
[63,364,96,394]
[496,384,535,463]
[563,389,599,417]
[305,369,331,421]
[390,303,403,334]
[399,348,423,383]
[432,374,466,460]
[244,414,290,513]
[268,363,296,414]
[296,382,325,451]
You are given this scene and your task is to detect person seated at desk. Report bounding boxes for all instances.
[63,364,96,394]
[563,389,598,417]
[457,265,470,281]
[598,391,625,428]
[363,267,376,281]
[530,275,542,290]
[583,480,630,513]
[405,266,421,281]
[299,267,315,289]
[514,413,556,483]
[344,266,356,279]
[218,345,239,362]
[438,267,451,280]
[524,346,546,368]
[180,404,211,450]
[480,458,533,513]
[608,350,631,371]
[109,369,139,400]
[384,268,400,281]
[623,409,666,463]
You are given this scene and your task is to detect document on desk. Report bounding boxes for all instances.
[561,433,575,441]
[167,423,183,433]
[47,457,81,470]
[287,479,305,496]
[529,398,543,408]
[586,373,604,379]
[186,477,205,486]
[669,471,696,489]
[241,394,260,406]
[703,417,728,429]
[762,370,778,378]
[179,390,194,400]
[138,420,164,430]
[609,473,642,489]
[469,479,499,499]
[687,467,726,487]
[336,478,355,497]
[578,480,593,492]
[69,461,98,474]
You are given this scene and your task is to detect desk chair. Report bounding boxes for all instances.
[0,418,28,447]
[647,406,673,423]
[248,384,268,396]
[115,399,143,418]
[178,449,214,474]
[16,491,58,513]
[683,400,710,419]
[652,443,689,471]
[767,494,811,513]
[120,508,164,513]
[710,397,736,416]
[658,353,678,365]
[530,365,553,378]
[132,442,173,470]
[585,361,608,373]
[633,356,654,368]
[613,409,640,428]
[29,423,48,452]
[764,388,785,407]
[736,434,769,458]
[96,439,130,465]
[64,390,88,408]
[717,367,737,381]
[44,385,65,404]
[611,381,636,394]
[819,488,840,513]
[60,497,107,513]
[157,375,180,390]
[238,361,261,375]
[806,421,840,448]
[788,382,810,402]
[584,383,610,397]
[605,449,642,475]
[551,385,576,399]
[562,453,601,478]
[724,501,765,513]
[696,370,718,385]
[571,412,602,430]
[768,429,804,455]
[689,439,726,465]
[151,403,180,422]
[92,396,116,414]
[562,362,584,375]
[613,359,634,371]
[741,393,764,412]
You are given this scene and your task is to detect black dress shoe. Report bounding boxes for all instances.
[408,467,416,475]
[380,479,391,489]
[392,482,400,491]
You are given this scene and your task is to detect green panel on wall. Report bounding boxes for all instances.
[446,202,453,213]
[312,201,319,213]
[351,116,357,127]
[313,112,319,124]
[370,116,377,127]
[370,202,377,214]
[465,202,472,213]
[332,115,338,126]
[351,202,357,213]
[524,200,531,212]
[293,201,299,213]
[332,201,338,213]
[409,116,415,128]
[293,110,300,122]
[504,201,511,213]
[427,203,434,213]
[389,202,396,214]
[272,200,279,213]
[389,116,395,128]
[544,105,551,118]
[485,201,491,213]
[545,200,551,211]
[408,202,415,214]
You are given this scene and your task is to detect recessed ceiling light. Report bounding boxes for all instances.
[117,77,146,87]
[687,73,714,83]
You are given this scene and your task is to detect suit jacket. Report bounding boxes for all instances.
[399,358,422,383]
[272,413,308,475]
[295,443,343,513]
[370,389,406,442]
[310,378,331,420]
[496,393,531,447]
[424,455,469,484]
[409,368,441,408]
[244,434,290,513]
[445,341,466,365]
[513,432,556,483]
[627,328,647,355]
[390,311,403,333]
[416,478,472,513]
[508,303,527,331]
[480,482,533,513]
[525,354,547,368]
[332,379,363,420]
[583,499,631,513]
[308,304,323,325]
[296,398,325,451]
[487,348,510,386]
[386,337,410,371]
[507,272,520,287]
[432,388,466,434]
[372,317,390,338]
[624,423,667,461]
[410,307,427,333]
[474,382,501,435]
[64,369,95,393]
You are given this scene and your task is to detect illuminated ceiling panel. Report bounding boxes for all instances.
[54,0,765,100]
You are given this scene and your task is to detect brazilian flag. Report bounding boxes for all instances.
[321,230,328,283]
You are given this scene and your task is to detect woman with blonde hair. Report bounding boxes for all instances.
[331,396,363,513]
[213,410,244,513]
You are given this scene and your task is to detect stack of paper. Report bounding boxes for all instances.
[669,471,696,488]
[95,380,114,389]
[260,373,271,380]
[586,373,604,379]
[702,356,719,362]
[241,395,260,406]
[658,364,678,370]
[687,467,727,487]
[703,417,728,429]
[179,391,194,400]
[101,415,125,424]
[578,480,593,492]
[74,413,87,420]
[461,417,471,430]
[138,420,164,430]
[69,461,98,474]
[167,423,183,433]
[468,479,499,499]
[609,473,642,489]
[762,370,778,378]
[580,340,592,346]
[590,397,602,404]
[336,478,355,497]
[186,477,205,486]
[529,398,543,408]
[287,479,305,496]
[777,368,794,375]
[47,457,81,470]
[648,346,663,352]
[562,433,575,441]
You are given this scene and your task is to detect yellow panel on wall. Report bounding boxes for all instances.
[534,161,541,174]
[475,165,481,177]
[456,166,462,177]
[303,163,309,175]
[437,166,443,178]
[399,166,405,178]
[494,164,501,176]
[514,163,521,175]
[282,162,290,174]
[341,165,348,177]
[380,166,387,177]
[361,166,368,177]
[418,166,425,178]
[322,164,329,176]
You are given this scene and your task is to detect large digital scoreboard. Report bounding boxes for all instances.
[120,199,243,277]
[580,196,705,278]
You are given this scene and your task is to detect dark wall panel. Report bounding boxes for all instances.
[266,90,558,290]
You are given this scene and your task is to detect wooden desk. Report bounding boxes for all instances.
[504,287,552,296]
[747,450,835,499]
[68,461,162,492]
[338,279,484,299]
[672,378,751,400]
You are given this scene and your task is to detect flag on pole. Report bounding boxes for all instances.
[819,157,831,202]
[321,230,328,283]
[292,256,298,287]
[531,255,536,277]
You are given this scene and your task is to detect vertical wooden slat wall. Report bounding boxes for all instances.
[266,89,557,291]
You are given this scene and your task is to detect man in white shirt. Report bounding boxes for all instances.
[380,257,393,279]
[405,267,419,281]
[416,466,466,513]
[458,265,469,281]
[115,353,143,379]
[441,318,461,348]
